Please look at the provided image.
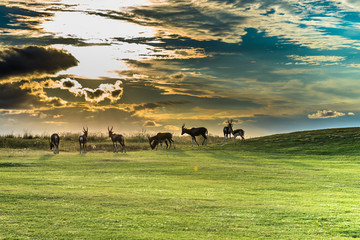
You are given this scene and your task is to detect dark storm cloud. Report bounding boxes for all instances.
[0,5,52,30]
[0,46,78,79]
[0,81,41,109]
[111,89,122,98]
[85,89,105,100]
[62,80,75,88]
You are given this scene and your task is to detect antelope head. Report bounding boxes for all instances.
[83,127,88,137]
[150,139,158,150]
[181,124,185,135]
[107,126,114,137]
[147,135,153,148]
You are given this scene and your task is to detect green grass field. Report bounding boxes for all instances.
[1,128,360,239]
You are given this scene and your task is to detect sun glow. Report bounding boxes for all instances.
[43,11,155,44]
[41,8,157,78]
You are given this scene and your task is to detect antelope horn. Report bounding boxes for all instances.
[182,123,185,128]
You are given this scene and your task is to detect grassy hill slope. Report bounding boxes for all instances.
[1,128,360,239]
[224,127,360,155]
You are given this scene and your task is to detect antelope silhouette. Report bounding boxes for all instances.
[79,127,88,154]
[49,133,60,154]
[181,124,208,147]
[108,126,126,153]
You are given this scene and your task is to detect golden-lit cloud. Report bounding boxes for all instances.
[19,80,68,107]
[53,114,63,119]
[41,120,67,126]
[308,110,346,119]
[150,48,210,60]
[143,120,162,127]
[47,78,123,103]
[287,55,346,65]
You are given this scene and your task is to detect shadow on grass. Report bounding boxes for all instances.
[38,154,55,161]
[0,162,32,168]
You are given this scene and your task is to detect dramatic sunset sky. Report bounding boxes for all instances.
[1,0,360,137]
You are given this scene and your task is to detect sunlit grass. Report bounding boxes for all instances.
[1,128,360,238]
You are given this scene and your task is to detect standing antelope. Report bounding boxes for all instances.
[227,119,245,144]
[223,125,232,139]
[108,126,126,153]
[49,133,60,154]
[148,132,175,150]
[79,127,88,154]
[181,124,208,147]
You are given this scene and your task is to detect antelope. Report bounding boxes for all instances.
[223,125,232,139]
[49,133,60,154]
[148,132,175,150]
[150,139,166,150]
[108,126,126,153]
[227,119,245,144]
[79,127,88,154]
[181,124,208,147]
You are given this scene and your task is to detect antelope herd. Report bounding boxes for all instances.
[49,120,245,154]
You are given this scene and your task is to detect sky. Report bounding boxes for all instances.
[1,0,360,137]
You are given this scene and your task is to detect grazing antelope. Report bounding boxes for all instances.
[150,139,166,150]
[49,133,60,154]
[108,126,126,153]
[181,124,208,147]
[148,132,175,150]
[227,119,245,144]
[79,127,88,154]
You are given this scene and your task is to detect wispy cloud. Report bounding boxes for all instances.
[113,0,360,50]
[287,55,346,65]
